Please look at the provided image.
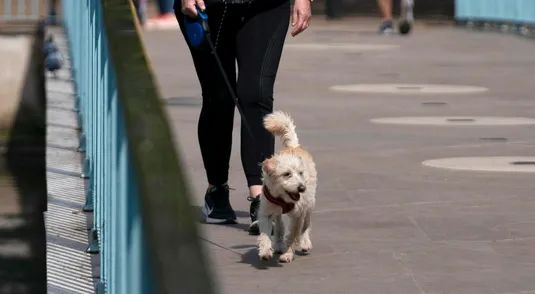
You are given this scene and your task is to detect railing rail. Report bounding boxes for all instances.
[62,0,218,293]
[455,0,535,24]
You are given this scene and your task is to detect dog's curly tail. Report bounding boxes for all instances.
[263,111,300,148]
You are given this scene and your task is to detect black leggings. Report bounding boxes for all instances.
[176,0,290,187]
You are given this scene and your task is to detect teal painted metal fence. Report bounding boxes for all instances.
[455,0,535,24]
[63,0,154,292]
[61,0,218,293]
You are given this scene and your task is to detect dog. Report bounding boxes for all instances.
[257,111,317,263]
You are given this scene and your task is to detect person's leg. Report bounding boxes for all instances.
[48,0,60,25]
[377,0,393,34]
[146,0,178,30]
[377,0,393,20]
[156,0,174,14]
[401,0,415,22]
[235,0,290,234]
[175,4,239,223]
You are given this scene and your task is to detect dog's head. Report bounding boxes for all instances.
[262,154,307,203]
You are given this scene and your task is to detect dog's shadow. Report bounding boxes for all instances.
[192,206,286,269]
[240,248,283,269]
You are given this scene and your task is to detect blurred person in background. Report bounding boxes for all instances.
[145,0,179,30]
[48,0,60,25]
[377,0,414,34]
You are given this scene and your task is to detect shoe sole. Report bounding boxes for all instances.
[202,205,237,224]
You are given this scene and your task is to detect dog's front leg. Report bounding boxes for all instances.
[273,215,285,254]
[298,211,313,253]
[257,214,274,260]
[279,216,302,263]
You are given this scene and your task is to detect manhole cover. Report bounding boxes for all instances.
[422,102,448,106]
[166,97,202,107]
[370,116,535,126]
[447,118,476,122]
[511,161,535,165]
[330,84,488,94]
[479,137,508,142]
[422,157,535,173]
[285,43,400,52]
[397,86,422,90]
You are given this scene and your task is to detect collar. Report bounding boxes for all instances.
[263,186,295,214]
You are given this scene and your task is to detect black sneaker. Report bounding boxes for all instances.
[202,184,237,224]
[247,195,260,235]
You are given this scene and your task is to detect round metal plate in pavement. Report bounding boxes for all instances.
[285,43,400,52]
[422,157,535,173]
[329,84,488,94]
[165,97,202,107]
[370,116,535,126]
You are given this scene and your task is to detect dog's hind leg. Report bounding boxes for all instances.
[298,211,312,253]
[273,215,285,254]
[279,217,303,263]
[257,214,274,260]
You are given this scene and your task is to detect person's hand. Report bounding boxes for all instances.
[182,0,206,18]
[291,0,311,37]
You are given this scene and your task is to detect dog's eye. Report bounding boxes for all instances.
[283,172,292,178]
[299,171,304,176]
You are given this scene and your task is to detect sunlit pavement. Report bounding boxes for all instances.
[142,17,535,294]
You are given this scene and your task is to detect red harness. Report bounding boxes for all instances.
[263,186,295,214]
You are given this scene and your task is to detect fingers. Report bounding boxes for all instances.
[291,13,303,37]
[197,0,206,11]
[291,12,311,37]
[291,1,311,37]
[182,0,204,18]
[291,5,298,27]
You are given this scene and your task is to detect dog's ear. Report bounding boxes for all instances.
[262,158,277,177]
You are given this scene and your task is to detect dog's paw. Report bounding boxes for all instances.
[299,237,313,254]
[273,241,285,254]
[258,247,274,261]
[279,252,294,263]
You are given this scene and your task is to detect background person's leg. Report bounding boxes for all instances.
[377,0,393,34]
[146,0,178,30]
[176,5,239,224]
[48,0,60,25]
[235,0,290,234]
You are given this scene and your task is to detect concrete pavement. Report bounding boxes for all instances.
[142,17,535,294]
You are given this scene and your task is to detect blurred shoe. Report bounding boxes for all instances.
[378,20,394,35]
[403,0,414,22]
[47,11,58,26]
[145,13,179,31]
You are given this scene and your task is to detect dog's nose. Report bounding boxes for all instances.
[297,184,306,193]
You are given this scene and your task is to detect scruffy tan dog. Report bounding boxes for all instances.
[257,111,317,263]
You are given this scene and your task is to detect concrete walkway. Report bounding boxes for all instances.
[143,17,535,294]
[45,27,94,294]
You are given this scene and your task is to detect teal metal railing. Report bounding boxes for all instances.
[455,0,535,24]
[62,0,218,293]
